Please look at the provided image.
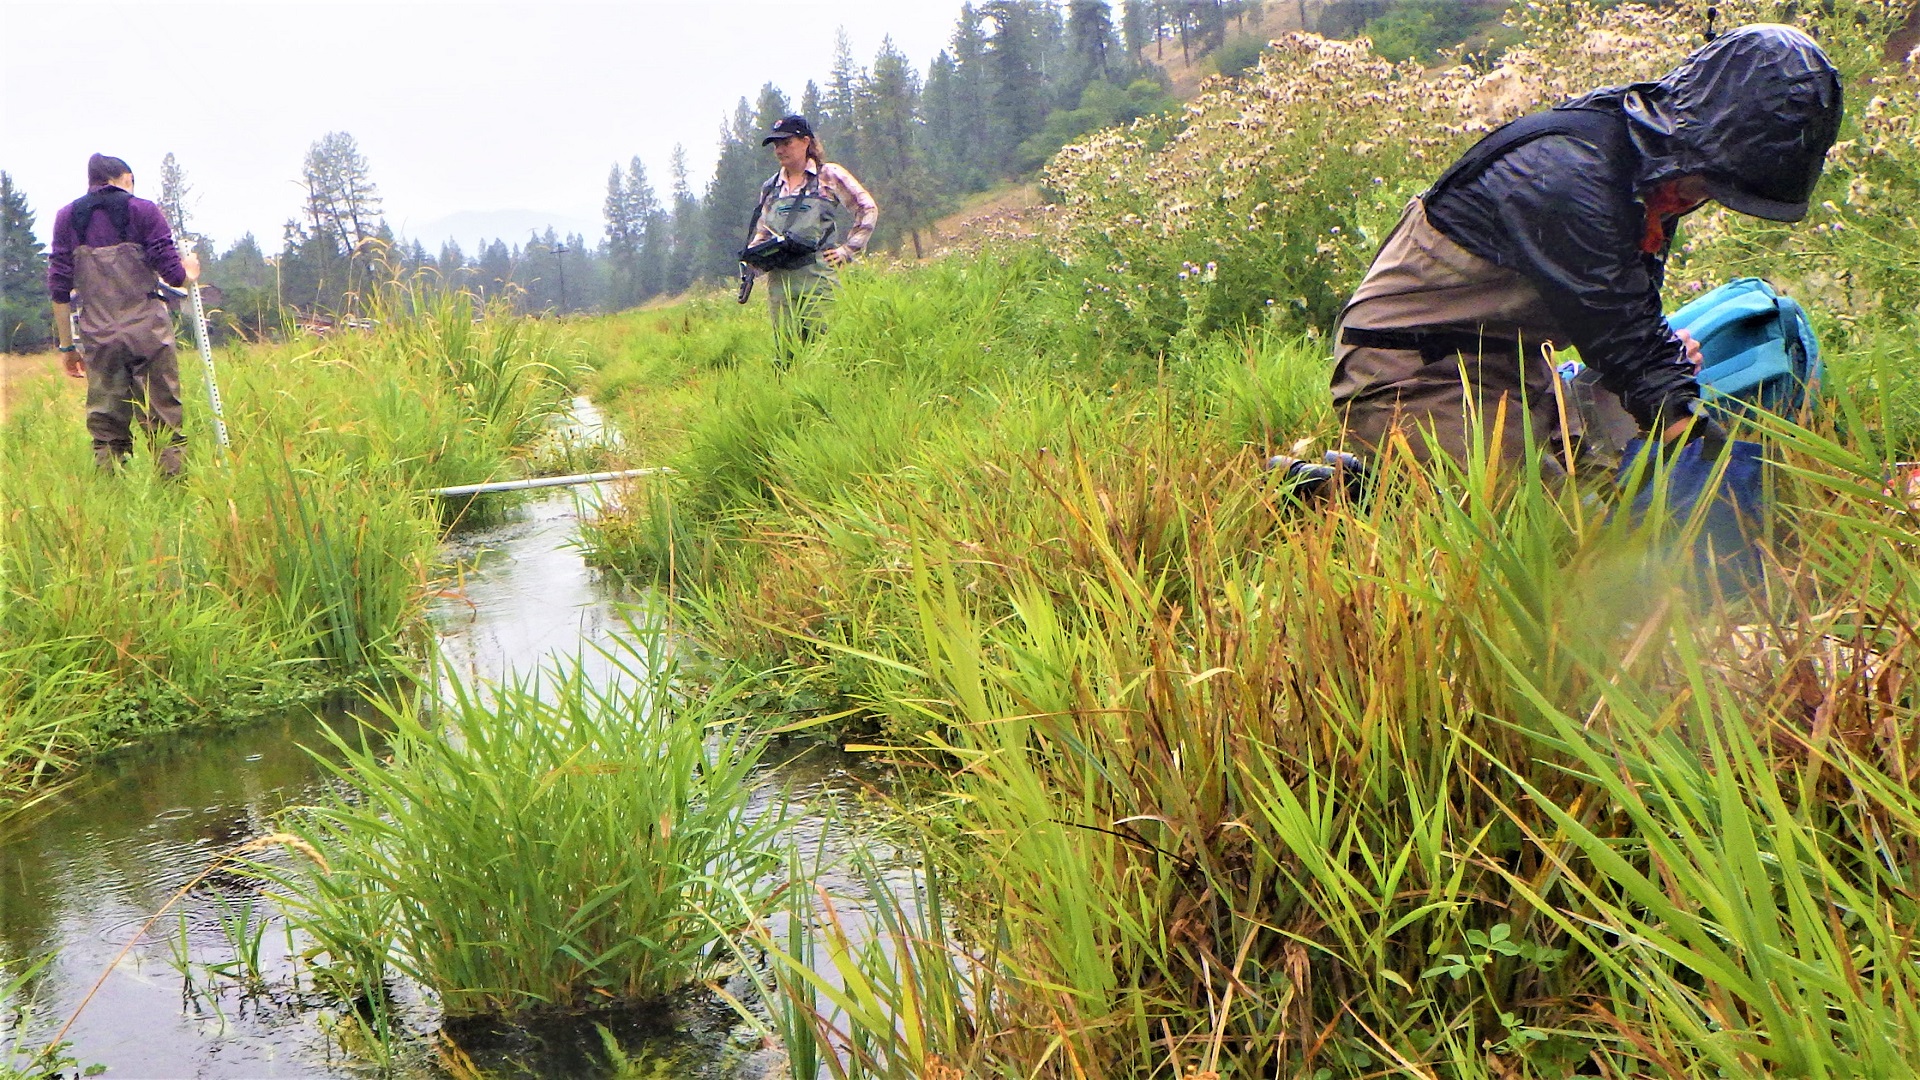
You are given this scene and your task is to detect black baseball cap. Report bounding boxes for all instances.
[761,115,814,145]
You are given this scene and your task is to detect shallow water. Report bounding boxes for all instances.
[0,409,895,1078]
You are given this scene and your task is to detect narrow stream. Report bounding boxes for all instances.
[0,403,893,1078]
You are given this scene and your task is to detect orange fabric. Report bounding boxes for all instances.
[1640,184,1698,254]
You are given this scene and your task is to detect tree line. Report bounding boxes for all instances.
[1,2,1488,349]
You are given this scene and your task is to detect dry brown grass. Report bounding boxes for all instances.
[0,351,69,425]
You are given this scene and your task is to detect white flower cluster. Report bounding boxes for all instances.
[1032,0,1920,347]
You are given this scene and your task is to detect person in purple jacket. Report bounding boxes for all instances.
[48,154,200,474]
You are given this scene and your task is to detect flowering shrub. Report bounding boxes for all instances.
[1043,0,1918,354]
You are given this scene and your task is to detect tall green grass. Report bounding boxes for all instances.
[266,628,786,1019]
[0,283,576,803]
[578,246,1920,1075]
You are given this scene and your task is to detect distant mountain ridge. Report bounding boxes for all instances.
[404,209,599,255]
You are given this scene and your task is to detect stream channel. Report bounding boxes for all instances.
[0,401,897,1078]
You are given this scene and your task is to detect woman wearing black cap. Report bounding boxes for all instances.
[739,115,878,353]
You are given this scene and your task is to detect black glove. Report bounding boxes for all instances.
[1660,403,1731,461]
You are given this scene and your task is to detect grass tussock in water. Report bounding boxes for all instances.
[0,282,576,802]
[265,628,786,1019]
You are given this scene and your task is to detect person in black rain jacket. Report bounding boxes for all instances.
[1329,24,1843,471]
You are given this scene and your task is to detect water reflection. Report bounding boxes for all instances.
[0,399,901,1077]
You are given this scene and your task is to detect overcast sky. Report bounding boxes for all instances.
[2,1,964,252]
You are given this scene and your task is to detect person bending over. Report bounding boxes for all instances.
[49,153,200,475]
[1330,24,1842,473]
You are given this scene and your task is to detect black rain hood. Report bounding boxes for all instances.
[1566,24,1843,222]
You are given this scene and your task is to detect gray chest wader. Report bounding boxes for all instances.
[67,190,186,472]
[762,180,844,350]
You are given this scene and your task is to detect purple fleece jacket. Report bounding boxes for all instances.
[46,185,186,303]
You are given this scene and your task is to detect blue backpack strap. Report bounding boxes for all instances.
[1774,293,1819,386]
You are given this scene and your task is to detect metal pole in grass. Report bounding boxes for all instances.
[174,233,232,454]
[427,466,671,498]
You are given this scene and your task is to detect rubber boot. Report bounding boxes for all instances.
[94,443,131,474]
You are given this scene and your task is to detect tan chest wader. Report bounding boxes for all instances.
[761,173,844,355]
[1331,109,1639,473]
[68,189,186,474]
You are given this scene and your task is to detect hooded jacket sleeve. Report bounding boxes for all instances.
[1427,135,1699,429]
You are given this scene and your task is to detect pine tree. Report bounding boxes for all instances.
[981,1,1053,177]
[1035,1,1069,88]
[211,232,278,338]
[604,162,637,305]
[1121,0,1153,70]
[922,51,965,191]
[625,157,664,301]
[666,144,700,294]
[1064,1,1119,105]
[858,37,935,257]
[157,152,199,245]
[436,240,471,293]
[215,233,273,290]
[478,239,515,300]
[284,131,384,312]
[301,132,383,256]
[822,31,863,173]
[948,5,995,191]
[703,97,770,281]
[0,172,52,353]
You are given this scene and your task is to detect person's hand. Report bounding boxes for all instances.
[1677,328,1702,372]
[62,351,85,378]
[1660,405,1730,459]
[821,246,852,267]
[181,251,201,283]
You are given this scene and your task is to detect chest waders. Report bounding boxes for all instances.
[762,176,844,355]
[68,189,190,473]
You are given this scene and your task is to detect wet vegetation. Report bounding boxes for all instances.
[565,3,1920,1075]
[266,630,784,1019]
[6,0,1920,1077]
[0,284,574,800]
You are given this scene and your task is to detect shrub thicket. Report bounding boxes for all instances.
[1043,1,1919,355]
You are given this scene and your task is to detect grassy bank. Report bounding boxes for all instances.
[586,279,1920,1079]
[0,284,576,801]
[567,4,1920,1073]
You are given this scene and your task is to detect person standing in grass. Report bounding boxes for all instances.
[740,115,877,354]
[48,153,200,475]
[1329,24,1841,473]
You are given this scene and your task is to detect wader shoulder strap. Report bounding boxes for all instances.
[744,199,765,247]
[1425,107,1626,203]
[69,189,135,245]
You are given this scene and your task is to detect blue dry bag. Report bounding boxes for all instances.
[1616,436,1768,594]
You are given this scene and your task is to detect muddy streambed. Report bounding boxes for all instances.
[0,421,899,1078]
